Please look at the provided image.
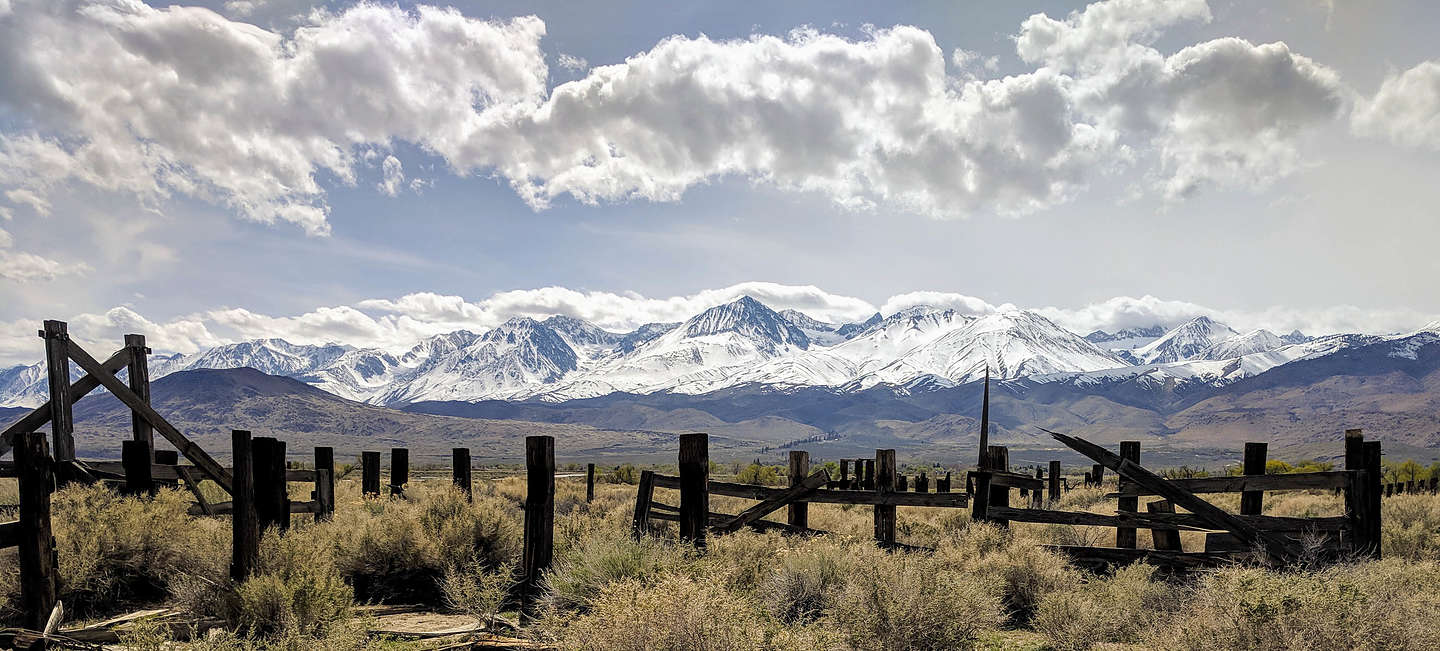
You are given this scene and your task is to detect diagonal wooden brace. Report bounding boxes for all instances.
[0,347,133,458]
[67,342,234,493]
[712,468,830,535]
[1040,427,1304,565]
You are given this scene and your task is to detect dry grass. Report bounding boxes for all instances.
[0,473,1437,649]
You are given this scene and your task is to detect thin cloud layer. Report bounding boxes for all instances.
[0,0,1418,236]
[2,283,1435,367]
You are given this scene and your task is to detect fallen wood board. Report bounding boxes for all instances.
[1041,428,1305,565]
[713,468,829,534]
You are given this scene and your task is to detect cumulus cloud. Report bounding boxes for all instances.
[378,155,405,197]
[1353,60,1440,149]
[0,1,548,235]
[0,226,89,282]
[0,0,1382,234]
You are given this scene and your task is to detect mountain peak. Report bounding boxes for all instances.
[1133,316,1239,365]
[682,296,809,350]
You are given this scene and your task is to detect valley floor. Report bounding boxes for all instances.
[2,473,1439,649]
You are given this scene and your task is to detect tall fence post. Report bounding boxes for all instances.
[230,430,258,583]
[122,439,154,496]
[15,431,58,631]
[840,459,850,488]
[1240,442,1268,516]
[586,462,596,503]
[864,459,875,491]
[252,437,289,533]
[1048,460,1061,503]
[788,451,809,529]
[1116,441,1141,548]
[1361,440,1383,558]
[314,446,334,522]
[361,451,380,497]
[390,447,408,498]
[632,470,656,540]
[678,433,709,549]
[41,320,75,463]
[1091,463,1104,486]
[521,435,555,607]
[453,448,473,501]
[124,333,154,458]
[988,445,1010,528]
[873,449,897,546]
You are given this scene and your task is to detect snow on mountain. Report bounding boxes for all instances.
[154,338,353,378]
[836,313,882,338]
[615,322,680,354]
[1280,330,1312,345]
[1132,316,1239,365]
[1201,329,1285,361]
[1084,325,1166,344]
[373,317,579,403]
[849,310,1126,389]
[542,316,623,355]
[778,309,848,346]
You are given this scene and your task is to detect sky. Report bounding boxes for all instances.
[0,0,1438,364]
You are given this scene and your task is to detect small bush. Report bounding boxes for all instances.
[1033,564,1177,650]
[760,543,845,624]
[443,554,516,630]
[560,575,773,650]
[829,550,1004,650]
[544,535,693,613]
[230,532,352,638]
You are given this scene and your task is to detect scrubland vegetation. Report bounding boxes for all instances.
[2,468,1439,650]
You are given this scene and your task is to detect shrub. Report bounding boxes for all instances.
[229,531,352,638]
[544,535,693,613]
[829,550,1003,649]
[1033,564,1177,650]
[443,554,516,630]
[735,463,782,486]
[760,544,845,624]
[559,575,773,650]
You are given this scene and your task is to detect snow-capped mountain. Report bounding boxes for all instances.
[1132,317,1240,365]
[0,296,1425,409]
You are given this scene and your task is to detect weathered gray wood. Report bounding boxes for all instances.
[1043,428,1304,564]
[650,473,970,506]
[521,435,554,605]
[1047,545,1237,570]
[390,447,408,497]
[988,445,1010,528]
[124,334,154,455]
[1106,471,1352,497]
[122,439,154,496]
[1048,460,1061,502]
[1241,442,1267,516]
[0,520,19,549]
[586,462,595,503]
[42,321,75,463]
[230,430,258,582]
[66,342,233,492]
[252,437,289,533]
[361,451,381,496]
[15,431,58,630]
[1116,441,1140,549]
[978,367,991,470]
[715,468,829,534]
[678,433,709,549]
[632,469,655,540]
[1148,500,1183,551]
[314,446,334,521]
[0,347,131,458]
[453,448,472,501]
[874,449,896,545]
[787,451,808,529]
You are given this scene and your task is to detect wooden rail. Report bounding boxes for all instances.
[649,474,971,507]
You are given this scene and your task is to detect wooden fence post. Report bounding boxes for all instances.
[521,435,554,605]
[788,451,809,530]
[15,431,58,631]
[1092,463,1104,486]
[1048,460,1061,503]
[1147,500,1183,551]
[897,474,907,491]
[988,445,1010,528]
[632,470,655,540]
[314,446,334,522]
[678,433,709,549]
[864,459,875,491]
[41,320,75,463]
[873,449,897,546]
[840,459,850,489]
[230,430,258,582]
[1241,442,1267,516]
[390,447,408,498]
[586,462,596,503]
[453,448,472,501]
[124,334,154,457]
[1116,441,1141,548]
[252,437,289,533]
[1361,440,1382,558]
[917,471,929,493]
[122,439,153,496]
[361,451,380,497]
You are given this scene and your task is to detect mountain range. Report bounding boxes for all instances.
[1,295,1434,413]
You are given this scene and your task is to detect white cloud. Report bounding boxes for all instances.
[879,291,1000,317]
[0,225,89,282]
[0,1,548,235]
[0,0,1368,233]
[378,155,405,196]
[555,53,589,72]
[4,188,50,216]
[1353,60,1440,150]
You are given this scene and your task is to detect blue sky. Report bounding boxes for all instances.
[0,0,1437,363]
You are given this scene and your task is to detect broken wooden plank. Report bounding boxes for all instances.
[1041,427,1305,564]
[713,468,829,534]
[66,343,233,493]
